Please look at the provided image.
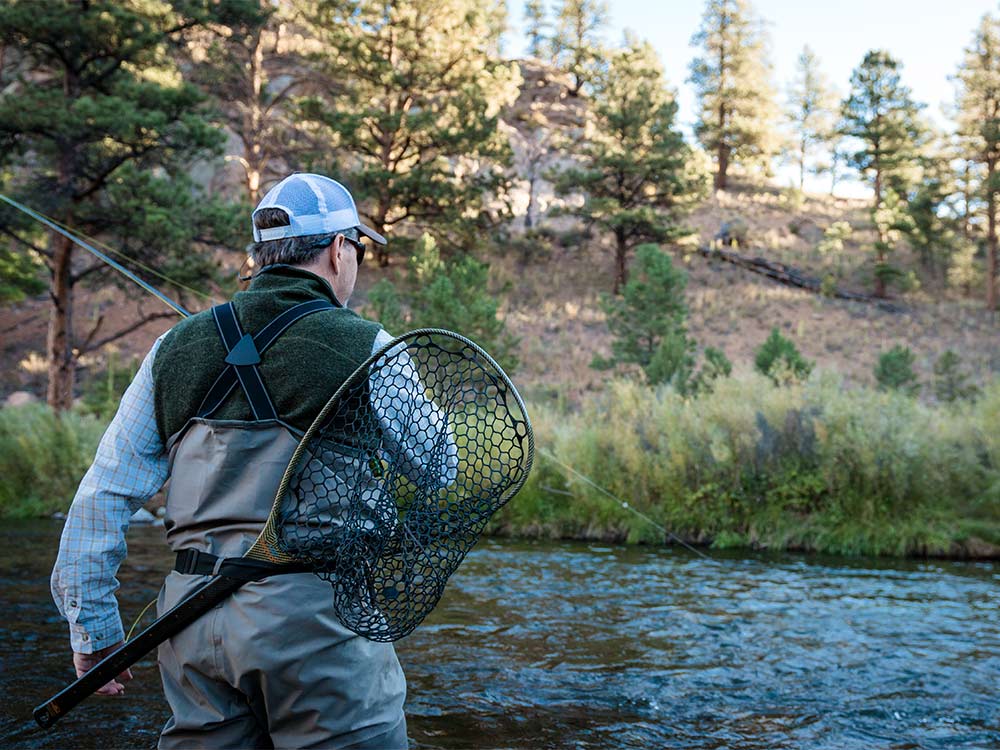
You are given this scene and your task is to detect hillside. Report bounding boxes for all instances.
[493,184,998,405]
[1,60,997,404]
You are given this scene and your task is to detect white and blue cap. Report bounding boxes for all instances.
[251,173,387,245]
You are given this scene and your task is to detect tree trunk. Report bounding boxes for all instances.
[525,174,536,230]
[715,144,729,191]
[46,231,75,411]
[962,161,971,241]
[374,197,391,267]
[613,232,627,294]
[244,28,266,205]
[873,165,887,299]
[799,132,806,191]
[988,159,998,311]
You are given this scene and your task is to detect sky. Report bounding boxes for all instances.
[505,0,995,195]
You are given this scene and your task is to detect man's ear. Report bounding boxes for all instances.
[327,235,344,274]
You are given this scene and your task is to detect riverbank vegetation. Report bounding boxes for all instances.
[3,373,998,559]
[495,374,1000,558]
[0,404,104,518]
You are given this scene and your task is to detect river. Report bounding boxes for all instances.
[1,521,998,749]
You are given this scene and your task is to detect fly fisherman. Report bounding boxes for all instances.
[49,173,451,748]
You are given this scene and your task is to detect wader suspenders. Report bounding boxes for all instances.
[195,298,334,420]
[176,298,334,581]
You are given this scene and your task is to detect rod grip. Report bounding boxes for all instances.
[34,574,244,728]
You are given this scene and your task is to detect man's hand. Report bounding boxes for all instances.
[73,642,133,696]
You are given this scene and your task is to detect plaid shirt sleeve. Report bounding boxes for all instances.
[50,336,169,653]
[370,329,458,486]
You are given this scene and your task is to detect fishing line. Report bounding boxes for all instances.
[39,211,219,305]
[125,598,157,642]
[537,447,712,560]
[0,193,371,374]
[0,193,191,316]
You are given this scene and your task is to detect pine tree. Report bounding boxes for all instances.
[905,134,963,277]
[550,0,608,96]
[297,0,521,265]
[688,0,779,190]
[551,38,708,292]
[785,46,837,191]
[840,50,924,297]
[524,0,548,59]
[0,0,254,410]
[187,1,303,205]
[955,12,1000,311]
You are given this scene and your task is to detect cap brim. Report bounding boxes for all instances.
[357,223,387,245]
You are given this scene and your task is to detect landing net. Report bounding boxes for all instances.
[271,329,533,641]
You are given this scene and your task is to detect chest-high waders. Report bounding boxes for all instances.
[155,301,407,750]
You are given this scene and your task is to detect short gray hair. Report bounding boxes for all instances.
[249,207,359,267]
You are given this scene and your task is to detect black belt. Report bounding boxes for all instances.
[174,549,309,582]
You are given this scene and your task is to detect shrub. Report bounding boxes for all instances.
[933,350,980,404]
[364,233,520,371]
[874,345,920,396]
[754,327,813,385]
[690,347,733,395]
[817,221,853,255]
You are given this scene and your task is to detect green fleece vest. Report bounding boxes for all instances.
[152,265,382,443]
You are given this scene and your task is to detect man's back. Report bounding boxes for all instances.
[152,264,382,442]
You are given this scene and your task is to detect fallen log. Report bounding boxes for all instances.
[696,245,903,313]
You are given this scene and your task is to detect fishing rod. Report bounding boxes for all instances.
[0,193,191,317]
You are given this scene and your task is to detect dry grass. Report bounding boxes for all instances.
[488,186,999,404]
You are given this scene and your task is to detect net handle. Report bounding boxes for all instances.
[33,575,244,728]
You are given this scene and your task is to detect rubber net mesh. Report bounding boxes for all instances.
[273,330,532,642]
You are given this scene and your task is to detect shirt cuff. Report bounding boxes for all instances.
[69,616,125,654]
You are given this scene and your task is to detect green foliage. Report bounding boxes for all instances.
[690,346,733,395]
[296,0,521,263]
[933,350,981,404]
[0,242,45,302]
[597,244,689,377]
[552,39,707,290]
[596,244,727,394]
[0,404,105,518]
[874,345,920,396]
[754,327,814,385]
[645,331,695,391]
[905,141,964,275]
[688,0,780,188]
[365,233,519,371]
[79,351,140,420]
[948,241,983,294]
[840,50,924,196]
[523,0,550,59]
[497,375,1000,556]
[870,188,915,293]
[816,221,852,255]
[0,0,254,406]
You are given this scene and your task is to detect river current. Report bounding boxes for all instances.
[1,521,997,749]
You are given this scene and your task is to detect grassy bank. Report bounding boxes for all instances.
[3,377,999,558]
[494,374,1000,558]
[0,404,104,518]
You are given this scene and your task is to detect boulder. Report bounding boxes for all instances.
[4,391,38,407]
